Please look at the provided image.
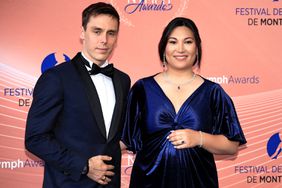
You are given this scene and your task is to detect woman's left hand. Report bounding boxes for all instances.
[167,129,200,149]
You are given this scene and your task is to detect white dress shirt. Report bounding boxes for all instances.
[81,52,116,138]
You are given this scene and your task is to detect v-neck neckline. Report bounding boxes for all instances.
[151,75,206,115]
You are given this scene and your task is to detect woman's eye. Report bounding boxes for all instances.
[185,40,193,44]
[168,40,176,44]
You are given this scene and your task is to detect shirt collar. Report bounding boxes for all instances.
[81,52,109,69]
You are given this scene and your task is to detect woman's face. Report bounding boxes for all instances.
[165,26,197,70]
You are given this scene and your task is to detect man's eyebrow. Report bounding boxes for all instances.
[90,26,103,30]
[107,29,118,33]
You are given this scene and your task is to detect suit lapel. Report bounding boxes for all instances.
[108,71,124,142]
[72,53,107,139]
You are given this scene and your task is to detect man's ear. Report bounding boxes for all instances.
[80,26,85,40]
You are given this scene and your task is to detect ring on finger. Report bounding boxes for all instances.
[102,176,106,181]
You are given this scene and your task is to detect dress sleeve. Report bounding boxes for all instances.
[121,80,144,153]
[211,85,247,145]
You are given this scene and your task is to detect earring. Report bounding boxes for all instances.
[194,54,198,65]
[194,49,199,65]
[162,53,167,69]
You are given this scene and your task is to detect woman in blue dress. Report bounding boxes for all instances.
[121,17,247,188]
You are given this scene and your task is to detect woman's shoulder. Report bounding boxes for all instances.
[201,76,224,90]
[129,75,156,98]
[134,73,160,85]
[198,76,232,99]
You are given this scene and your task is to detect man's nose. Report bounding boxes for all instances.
[100,33,107,44]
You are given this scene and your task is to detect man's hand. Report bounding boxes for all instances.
[87,155,115,185]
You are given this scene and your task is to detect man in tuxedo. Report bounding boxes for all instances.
[25,2,130,187]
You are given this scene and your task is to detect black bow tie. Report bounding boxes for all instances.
[88,63,114,77]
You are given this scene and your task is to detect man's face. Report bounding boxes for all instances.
[81,14,119,65]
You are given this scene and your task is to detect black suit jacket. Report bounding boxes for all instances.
[25,53,130,188]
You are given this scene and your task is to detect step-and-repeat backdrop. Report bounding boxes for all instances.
[0,0,281,187]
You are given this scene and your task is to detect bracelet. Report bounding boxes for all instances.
[199,131,204,148]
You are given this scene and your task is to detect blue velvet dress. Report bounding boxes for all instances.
[121,76,247,188]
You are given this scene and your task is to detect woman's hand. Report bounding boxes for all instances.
[167,129,239,155]
[167,129,201,149]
